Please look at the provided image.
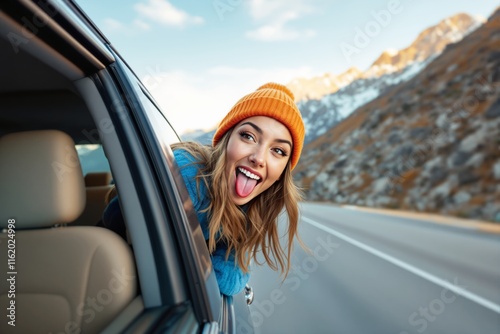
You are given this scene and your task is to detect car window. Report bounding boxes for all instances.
[76,144,111,176]
[139,89,180,147]
[135,83,223,320]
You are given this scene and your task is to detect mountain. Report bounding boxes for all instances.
[287,67,362,102]
[181,128,215,145]
[294,13,485,144]
[363,13,483,78]
[181,128,212,143]
[298,60,429,143]
[293,8,500,222]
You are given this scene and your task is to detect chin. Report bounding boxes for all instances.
[230,195,252,206]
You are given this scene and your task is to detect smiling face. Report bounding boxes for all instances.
[225,116,292,206]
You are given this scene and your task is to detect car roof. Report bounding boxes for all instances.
[0,0,114,143]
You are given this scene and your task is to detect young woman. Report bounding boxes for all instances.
[104,82,305,295]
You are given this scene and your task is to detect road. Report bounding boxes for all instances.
[245,202,500,334]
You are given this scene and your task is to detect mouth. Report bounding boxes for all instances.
[235,167,262,198]
[237,167,262,182]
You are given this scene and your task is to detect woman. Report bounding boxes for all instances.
[104,82,305,295]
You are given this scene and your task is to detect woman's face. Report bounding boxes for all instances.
[225,116,292,206]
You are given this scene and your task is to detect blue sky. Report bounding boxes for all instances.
[76,0,499,134]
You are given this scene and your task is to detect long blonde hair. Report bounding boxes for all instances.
[171,129,303,277]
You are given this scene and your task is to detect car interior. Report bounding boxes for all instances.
[0,129,138,333]
[0,7,143,334]
[0,1,232,332]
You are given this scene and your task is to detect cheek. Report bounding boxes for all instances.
[226,139,243,162]
[269,161,288,182]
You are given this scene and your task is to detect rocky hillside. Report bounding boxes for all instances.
[294,13,484,144]
[294,8,500,222]
[298,60,429,144]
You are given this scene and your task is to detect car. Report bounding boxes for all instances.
[0,1,254,333]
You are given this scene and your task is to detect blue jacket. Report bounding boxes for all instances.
[173,149,250,296]
[103,149,250,296]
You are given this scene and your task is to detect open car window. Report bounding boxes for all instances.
[76,144,112,176]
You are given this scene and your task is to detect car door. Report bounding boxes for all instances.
[100,53,255,333]
[92,52,224,328]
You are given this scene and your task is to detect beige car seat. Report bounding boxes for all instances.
[0,130,137,333]
[73,172,114,226]
[84,172,112,187]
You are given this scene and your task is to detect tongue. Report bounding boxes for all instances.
[236,172,258,198]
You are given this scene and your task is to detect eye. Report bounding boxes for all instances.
[272,147,288,157]
[239,131,255,142]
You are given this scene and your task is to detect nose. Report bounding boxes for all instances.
[249,147,265,167]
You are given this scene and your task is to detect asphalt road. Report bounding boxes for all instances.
[246,202,500,334]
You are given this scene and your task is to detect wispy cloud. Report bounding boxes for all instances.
[134,0,204,27]
[247,0,292,20]
[245,0,316,41]
[102,17,150,34]
[100,0,202,35]
[102,18,125,32]
[246,22,315,42]
[133,19,151,31]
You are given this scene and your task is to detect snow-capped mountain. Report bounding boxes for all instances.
[293,7,500,222]
[364,13,483,78]
[298,60,430,143]
[294,13,484,144]
[287,67,362,102]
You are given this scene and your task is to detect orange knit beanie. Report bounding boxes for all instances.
[213,82,305,170]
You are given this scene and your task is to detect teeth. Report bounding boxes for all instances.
[238,167,261,180]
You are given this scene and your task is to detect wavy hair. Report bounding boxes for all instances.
[171,129,303,277]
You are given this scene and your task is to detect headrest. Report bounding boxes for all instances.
[84,172,112,187]
[0,130,86,229]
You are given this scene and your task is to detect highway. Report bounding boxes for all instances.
[246,202,500,334]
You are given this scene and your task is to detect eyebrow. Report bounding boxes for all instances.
[240,121,293,148]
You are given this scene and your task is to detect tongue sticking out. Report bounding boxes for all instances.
[235,172,258,198]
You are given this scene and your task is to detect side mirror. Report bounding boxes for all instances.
[244,284,254,305]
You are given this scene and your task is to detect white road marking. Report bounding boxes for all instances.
[302,216,500,314]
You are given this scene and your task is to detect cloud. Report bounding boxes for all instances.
[245,0,316,42]
[102,18,125,32]
[247,0,291,20]
[99,1,201,36]
[142,66,314,134]
[101,17,150,34]
[246,25,316,42]
[134,0,204,27]
[133,19,151,31]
